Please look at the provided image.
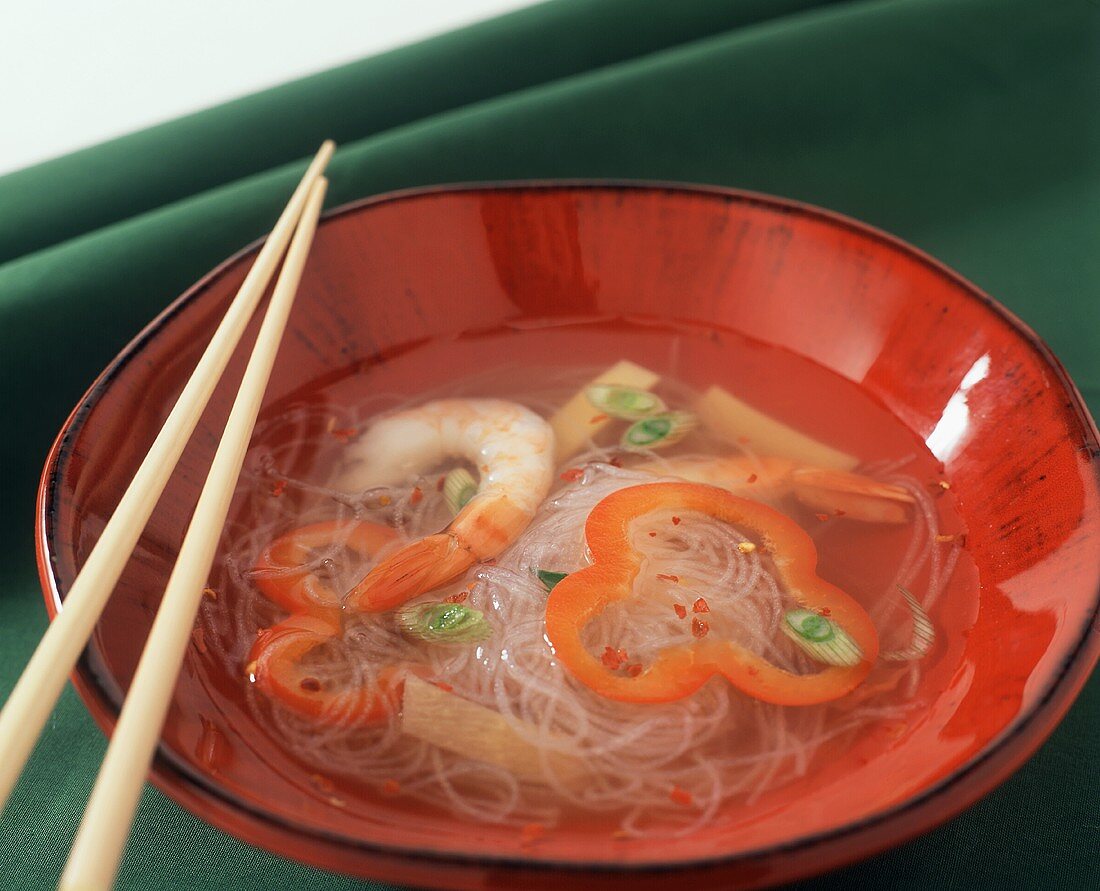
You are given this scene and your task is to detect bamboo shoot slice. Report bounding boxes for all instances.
[695,385,859,471]
[401,675,587,788]
[550,360,660,462]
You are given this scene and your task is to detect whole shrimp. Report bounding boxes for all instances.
[338,398,555,610]
[641,455,914,523]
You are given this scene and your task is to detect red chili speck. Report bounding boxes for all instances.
[691,618,709,638]
[331,427,357,442]
[657,573,680,583]
[746,473,758,484]
[671,516,681,526]
[410,486,423,505]
[433,681,454,693]
[310,773,335,793]
[674,603,687,619]
[520,823,546,845]
[692,597,709,614]
[747,666,760,677]
[444,591,469,604]
[590,413,609,424]
[299,677,321,692]
[560,468,584,482]
[670,786,694,807]
[835,509,847,516]
[271,479,288,497]
[818,607,832,617]
[602,646,629,668]
[815,512,830,522]
[648,531,658,538]
[381,779,401,796]
[626,663,643,677]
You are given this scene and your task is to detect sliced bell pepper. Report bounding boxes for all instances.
[249,520,403,725]
[544,482,879,706]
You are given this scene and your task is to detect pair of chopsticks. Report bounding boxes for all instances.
[0,140,336,889]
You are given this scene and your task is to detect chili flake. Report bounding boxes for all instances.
[815,512,830,522]
[669,786,694,807]
[746,473,758,484]
[674,603,687,619]
[299,676,321,692]
[331,427,357,442]
[560,468,584,482]
[520,823,546,845]
[691,617,710,638]
[444,591,469,604]
[310,773,335,793]
[656,573,680,583]
[589,413,609,424]
[671,516,681,526]
[648,531,658,538]
[410,486,423,505]
[626,663,643,677]
[271,479,288,497]
[601,646,627,670]
[381,779,401,796]
[692,597,709,614]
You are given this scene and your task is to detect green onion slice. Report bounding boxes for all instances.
[585,384,666,420]
[880,585,935,661]
[536,569,568,591]
[396,602,491,644]
[443,468,478,515]
[620,411,697,451]
[781,609,863,666]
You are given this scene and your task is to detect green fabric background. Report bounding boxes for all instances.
[1,0,1097,887]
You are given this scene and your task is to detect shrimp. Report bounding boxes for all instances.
[338,399,555,611]
[641,454,914,523]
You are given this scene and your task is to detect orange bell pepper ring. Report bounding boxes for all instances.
[248,520,404,725]
[544,483,879,706]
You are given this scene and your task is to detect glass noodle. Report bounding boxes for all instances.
[201,368,960,837]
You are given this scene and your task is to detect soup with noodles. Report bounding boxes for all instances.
[197,320,974,841]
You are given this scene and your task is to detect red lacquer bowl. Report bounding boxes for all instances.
[37,184,1100,889]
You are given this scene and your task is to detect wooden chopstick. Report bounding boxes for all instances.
[0,141,333,817]
[59,175,330,891]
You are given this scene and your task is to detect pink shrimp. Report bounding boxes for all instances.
[337,399,555,611]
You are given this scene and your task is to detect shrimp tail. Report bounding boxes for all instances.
[345,532,475,613]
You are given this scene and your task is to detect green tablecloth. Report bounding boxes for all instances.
[1,0,1097,887]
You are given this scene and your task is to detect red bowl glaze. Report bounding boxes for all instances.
[37,184,1100,889]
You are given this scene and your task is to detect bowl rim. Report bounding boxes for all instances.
[36,179,1100,880]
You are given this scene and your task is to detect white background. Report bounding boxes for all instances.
[0,0,533,176]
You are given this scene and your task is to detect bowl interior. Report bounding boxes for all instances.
[39,185,1100,878]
